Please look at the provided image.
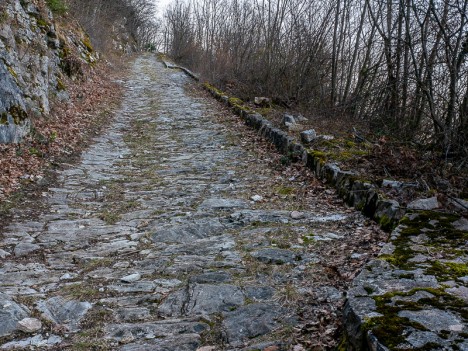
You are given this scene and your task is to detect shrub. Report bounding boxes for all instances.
[46,0,68,15]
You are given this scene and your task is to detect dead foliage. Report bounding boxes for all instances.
[0,59,126,201]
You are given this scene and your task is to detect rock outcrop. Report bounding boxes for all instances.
[0,0,97,143]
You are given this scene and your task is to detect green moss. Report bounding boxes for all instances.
[203,82,224,96]
[363,292,427,349]
[99,210,121,224]
[56,78,66,91]
[46,0,68,14]
[378,214,393,231]
[82,36,93,52]
[0,112,7,125]
[426,261,468,280]
[1,106,28,125]
[34,15,49,28]
[62,283,101,300]
[256,107,272,116]
[275,186,294,195]
[228,97,245,108]
[80,258,114,273]
[381,211,466,270]
[7,66,17,79]
[29,147,43,157]
[308,150,327,162]
[301,234,315,245]
[0,11,8,24]
[364,287,468,350]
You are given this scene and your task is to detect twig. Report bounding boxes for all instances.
[421,179,430,191]
[383,166,391,178]
[444,193,468,210]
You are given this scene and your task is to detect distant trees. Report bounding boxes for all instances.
[66,0,160,52]
[163,0,468,157]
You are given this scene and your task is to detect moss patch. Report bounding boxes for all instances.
[364,287,468,350]
[0,10,8,24]
[82,36,94,52]
[46,0,68,15]
[203,82,224,96]
[381,211,465,270]
[366,211,468,350]
[7,66,18,80]
[0,106,28,125]
[426,261,468,281]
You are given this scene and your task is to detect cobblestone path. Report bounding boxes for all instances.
[0,55,385,350]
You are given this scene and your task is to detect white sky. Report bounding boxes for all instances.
[155,0,173,16]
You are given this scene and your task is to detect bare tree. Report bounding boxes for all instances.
[162,0,468,157]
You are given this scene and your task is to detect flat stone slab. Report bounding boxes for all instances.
[116,308,151,322]
[105,320,208,342]
[152,219,224,243]
[14,242,41,257]
[399,309,464,332]
[159,284,245,317]
[244,286,275,301]
[222,303,295,347]
[109,281,156,293]
[407,197,440,210]
[36,297,92,332]
[0,335,62,350]
[188,271,232,284]
[199,198,249,210]
[0,293,29,337]
[119,333,201,351]
[251,248,301,264]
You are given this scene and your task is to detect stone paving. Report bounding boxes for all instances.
[0,55,385,350]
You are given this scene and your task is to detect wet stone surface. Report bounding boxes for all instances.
[0,55,386,350]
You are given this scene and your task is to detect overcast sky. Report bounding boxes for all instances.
[156,0,173,16]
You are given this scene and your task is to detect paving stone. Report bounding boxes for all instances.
[36,297,92,332]
[407,197,440,210]
[403,331,447,349]
[152,219,224,243]
[222,303,294,347]
[16,318,42,333]
[116,308,151,322]
[398,310,464,332]
[14,242,41,257]
[121,273,142,283]
[0,335,62,349]
[109,281,156,293]
[119,333,201,351]
[189,272,232,284]
[105,320,209,342]
[199,198,248,210]
[0,293,30,337]
[251,248,301,264]
[244,286,275,301]
[159,284,245,317]
[0,249,10,259]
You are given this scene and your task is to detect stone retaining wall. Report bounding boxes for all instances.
[167,60,468,351]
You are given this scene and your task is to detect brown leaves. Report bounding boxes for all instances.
[0,61,123,200]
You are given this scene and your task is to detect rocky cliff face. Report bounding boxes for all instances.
[0,0,97,143]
